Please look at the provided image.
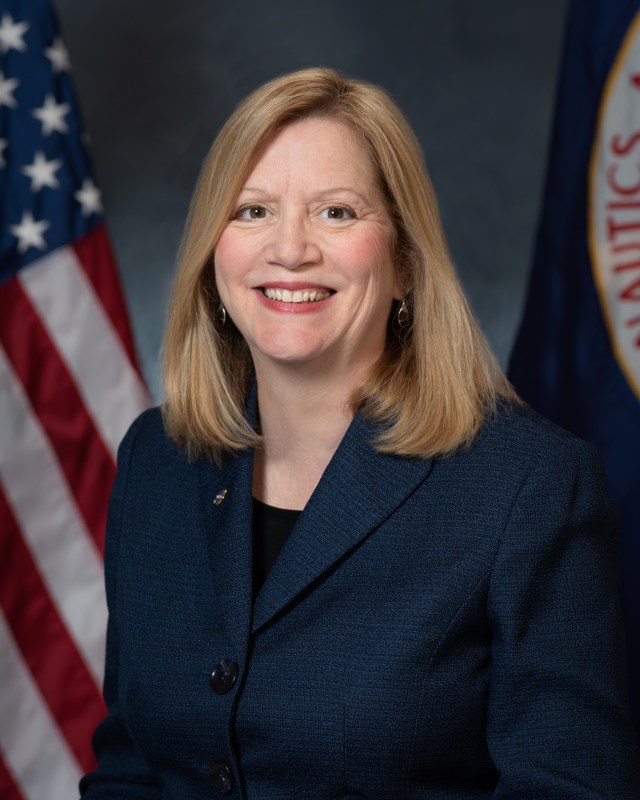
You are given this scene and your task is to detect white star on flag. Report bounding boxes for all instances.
[75,178,103,216]
[44,37,71,73]
[0,138,7,167]
[21,150,63,191]
[0,13,29,53]
[32,93,70,136]
[9,211,50,253]
[0,70,19,108]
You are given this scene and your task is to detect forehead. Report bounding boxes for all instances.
[242,117,377,188]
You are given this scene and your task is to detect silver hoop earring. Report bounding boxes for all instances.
[219,303,226,325]
[396,296,409,329]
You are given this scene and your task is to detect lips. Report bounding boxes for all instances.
[262,287,332,303]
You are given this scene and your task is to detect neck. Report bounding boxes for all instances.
[251,362,361,509]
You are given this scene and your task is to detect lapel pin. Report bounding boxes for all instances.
[213,488,228,506]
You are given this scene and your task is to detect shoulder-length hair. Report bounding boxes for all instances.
[162,67,518,463]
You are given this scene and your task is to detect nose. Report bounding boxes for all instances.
[265,212,321,270]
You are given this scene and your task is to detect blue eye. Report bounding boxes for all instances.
[237,205,269,220]
[322,206,356,221]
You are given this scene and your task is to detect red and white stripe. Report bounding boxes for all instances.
[0,226,150,799]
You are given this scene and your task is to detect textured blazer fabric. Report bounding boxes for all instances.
[79,403,640,799]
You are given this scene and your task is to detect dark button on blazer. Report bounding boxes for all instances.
[80,403,640,799]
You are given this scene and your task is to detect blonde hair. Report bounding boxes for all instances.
[162,67,518,462]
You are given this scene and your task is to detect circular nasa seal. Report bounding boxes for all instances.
[589,10,640,399]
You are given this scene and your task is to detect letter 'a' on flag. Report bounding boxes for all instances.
[0,1,150,798]
[509,0,640,735]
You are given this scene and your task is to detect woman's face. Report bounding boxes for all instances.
[214,117,402,382]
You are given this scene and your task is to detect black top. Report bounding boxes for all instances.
[252,498,301,597]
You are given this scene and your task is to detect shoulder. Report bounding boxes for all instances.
[462,401,606,486]
[481,400,594,455]
[429,402,615,543]
[116,406,190,472]
[117,405,173,459]
[113,406,226,502]
[106,408,230,564]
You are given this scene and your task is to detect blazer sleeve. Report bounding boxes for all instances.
[486,435,640,798]
[79,411,161,799]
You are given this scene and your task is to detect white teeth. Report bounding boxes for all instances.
[263,288,330,303]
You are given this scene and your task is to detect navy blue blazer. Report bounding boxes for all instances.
[80,402,640,799]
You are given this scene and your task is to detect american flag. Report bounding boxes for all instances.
[0,1,150,797]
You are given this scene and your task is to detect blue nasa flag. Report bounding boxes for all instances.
[509,0,640,732]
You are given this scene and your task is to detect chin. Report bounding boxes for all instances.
[252,334,329,365]
[261,349,325,367]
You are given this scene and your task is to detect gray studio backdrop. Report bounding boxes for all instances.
[53,0,568,399]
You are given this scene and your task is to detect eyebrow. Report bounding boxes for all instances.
[237,186,373,202]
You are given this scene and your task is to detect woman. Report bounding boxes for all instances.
[80,68,640,798]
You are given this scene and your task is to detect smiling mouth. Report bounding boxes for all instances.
[262,288,333,303]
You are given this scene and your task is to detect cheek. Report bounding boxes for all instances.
[213,232,244,293]
[213,230,232,269]
[345,230,396,291]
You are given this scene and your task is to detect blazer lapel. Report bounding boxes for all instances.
[252,414,434,633]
